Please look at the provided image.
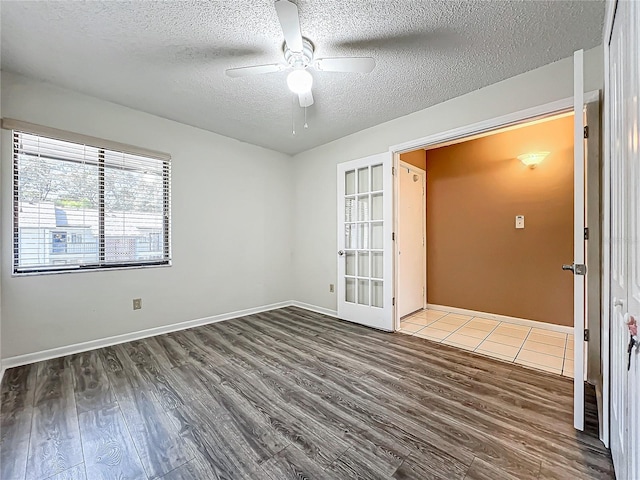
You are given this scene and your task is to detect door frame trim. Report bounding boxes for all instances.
[390,91,599,335]
[599,0,618,449]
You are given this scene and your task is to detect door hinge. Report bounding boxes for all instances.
[584,329,590,342]
[392,232,395,241]
[392,297,395,306]
[584,126,589,138]
[584,227,589,240]
[392,166,396,175]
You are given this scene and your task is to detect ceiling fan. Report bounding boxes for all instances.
[225,0,376,108]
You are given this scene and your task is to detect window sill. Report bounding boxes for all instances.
[12,261,172,277]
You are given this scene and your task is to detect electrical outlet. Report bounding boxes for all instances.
[133,298,142,310]
[515,215,525,229]
[329,284,335,293]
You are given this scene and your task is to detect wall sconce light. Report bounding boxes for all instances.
[517,151,550,169]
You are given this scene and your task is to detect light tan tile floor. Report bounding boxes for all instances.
[399,308,574,377]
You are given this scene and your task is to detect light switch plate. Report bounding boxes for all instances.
[515,215,525,229]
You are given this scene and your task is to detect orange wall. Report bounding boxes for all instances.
[400,149,426,170]
[425,115,574,326]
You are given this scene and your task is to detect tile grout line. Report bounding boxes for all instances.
[442,316,498,351]
[471,320,505,357]
[513,327,534,366]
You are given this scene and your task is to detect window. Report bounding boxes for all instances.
[12,129,171,273]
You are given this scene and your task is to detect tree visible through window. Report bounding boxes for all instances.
[13,131,171,273]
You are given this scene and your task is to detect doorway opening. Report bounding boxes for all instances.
[396,112,579,376]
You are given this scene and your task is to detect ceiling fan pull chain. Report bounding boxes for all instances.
[304,106,308,129]
[292,95,296,135]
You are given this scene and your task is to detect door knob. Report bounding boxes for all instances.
[338,250,345,256]
[562,263,587,275]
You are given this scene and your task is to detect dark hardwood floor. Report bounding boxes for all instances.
[1,306,614,480]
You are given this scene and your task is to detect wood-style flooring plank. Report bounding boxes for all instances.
[45,464,87,480]
[392,451,471,480]
[78,403,146,480]
[1,364,37,480]
[167,397,270,480]
[26,358,83,480]
[158,457,220,480]
[203,362,351,468]
[118,341,193,411]
[260,445,333,480]
[98,346,195,479]
[69,351,115,413]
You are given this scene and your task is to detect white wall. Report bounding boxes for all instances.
[291,46,604,311]
[1,72,293,359]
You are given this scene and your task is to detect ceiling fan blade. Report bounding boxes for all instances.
[274,0,303,52]
[225,63,286,78]
[313,57,376,73]
[298,89,314,107]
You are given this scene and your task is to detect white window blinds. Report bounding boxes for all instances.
[12,130,171,273]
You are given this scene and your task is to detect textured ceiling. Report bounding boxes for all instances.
[1,1,604,155]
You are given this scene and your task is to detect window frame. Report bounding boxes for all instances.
[10,126,172,275]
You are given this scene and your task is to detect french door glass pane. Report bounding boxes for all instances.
[358,224,369,249]
[345,251,356,276]
[346,278,356,303]
[371,222,383,249]
[372,252,383,279]
[345,223,357,249]
[358,252,370,277]
[358,168,369,193]
[358,279,370,305]
[345,197,356,222]
[371,193,383,220]
[371,164,383,191]
[372,280,383,307]
[358,196,369,221]
[345,170,356,195]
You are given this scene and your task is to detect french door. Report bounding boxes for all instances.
[337,153,394,331]
[570,49,587,431]
[609,1,640,478]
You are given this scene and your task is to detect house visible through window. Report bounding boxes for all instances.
[13,130,171,273]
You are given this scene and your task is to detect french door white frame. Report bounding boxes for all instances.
[389,90,601,422]
[337,153,395,331]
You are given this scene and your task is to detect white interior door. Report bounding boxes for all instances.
[398,163,425,318]
[568,49,586,431]
[609,1,640,477]
[609,8,628,474]
[337,153,394,331]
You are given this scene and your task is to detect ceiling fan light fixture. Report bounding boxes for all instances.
[287,69,313,94]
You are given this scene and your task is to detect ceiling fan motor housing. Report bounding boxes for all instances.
[284,38,314,69]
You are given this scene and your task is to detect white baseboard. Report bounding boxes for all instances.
[289,301,338,318]
[2,301,292,370]
[426,303,574,334]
